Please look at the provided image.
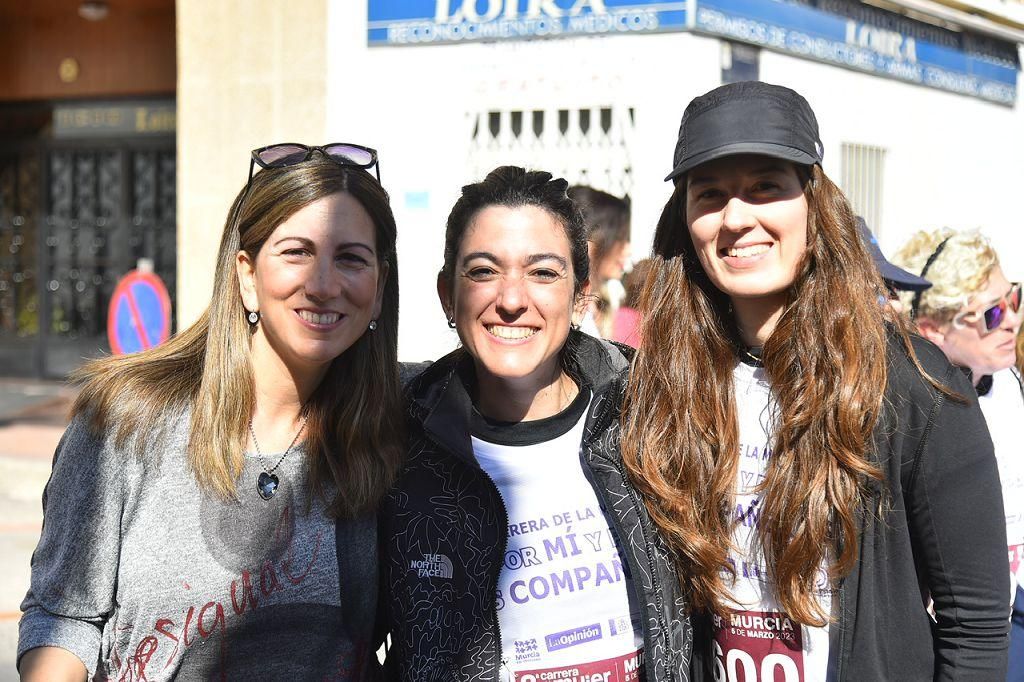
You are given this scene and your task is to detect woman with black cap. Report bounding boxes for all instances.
[621,81,1009,680]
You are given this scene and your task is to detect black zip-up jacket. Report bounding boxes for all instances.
[380,332,692,681]
[691,334,1010,680]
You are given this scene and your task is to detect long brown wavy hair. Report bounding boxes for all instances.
[72,157,403,518]
[622,165,903,625]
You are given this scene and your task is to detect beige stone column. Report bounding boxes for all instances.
[176,0,328,328]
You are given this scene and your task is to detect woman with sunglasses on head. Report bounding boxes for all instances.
[891,228,1024,681]
[622,81,1009,681]
[18,144,401,681]
[378,166,690,681]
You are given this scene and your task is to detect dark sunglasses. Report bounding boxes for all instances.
[953,282,1022,333]
[247,142,380,187]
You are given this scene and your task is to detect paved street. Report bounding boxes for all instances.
[0,381,75,681]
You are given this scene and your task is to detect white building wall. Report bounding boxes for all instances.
[328,1,1023,360]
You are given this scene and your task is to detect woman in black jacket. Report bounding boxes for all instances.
[622,81,1009,680]
[379,166,690,681]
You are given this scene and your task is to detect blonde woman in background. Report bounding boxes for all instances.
[892,227,1024,681]
[18,144,402,681]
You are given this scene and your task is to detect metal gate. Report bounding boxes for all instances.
[0,139,176,378]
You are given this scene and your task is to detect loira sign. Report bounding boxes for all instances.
[367,0,1019,105]
[695,0,1018,105]
[434,0,618,21]
[367,0,688,45]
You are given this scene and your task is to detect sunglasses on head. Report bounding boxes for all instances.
[247,142,380,188]
[953,282,1022,333]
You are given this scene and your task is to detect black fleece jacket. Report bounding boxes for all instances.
[379,332,692,682]
[691,334,1010,680]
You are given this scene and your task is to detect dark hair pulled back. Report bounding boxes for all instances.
[440,165,589,295]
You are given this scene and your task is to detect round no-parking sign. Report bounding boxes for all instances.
[107,270,172,355]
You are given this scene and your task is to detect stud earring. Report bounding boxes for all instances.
[368,319,378,331]
[447,316,456,329]
[247,310,260,325]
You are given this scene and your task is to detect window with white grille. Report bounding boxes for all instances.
[467,105,635,199]
[840,142,887,235]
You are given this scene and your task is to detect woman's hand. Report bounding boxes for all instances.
[19,646,87,682]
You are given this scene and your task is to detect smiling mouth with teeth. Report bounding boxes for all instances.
[298,310,341,325]
[724,244,772,258]
[485,324,538,340]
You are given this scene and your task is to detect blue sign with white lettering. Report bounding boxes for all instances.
[367,0,688,45]
[367,0,1019,105]
[694,0,1018,105]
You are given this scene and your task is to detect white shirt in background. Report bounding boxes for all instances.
[977,367,1024,593]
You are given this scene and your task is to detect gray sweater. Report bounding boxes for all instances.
[19,412,379,681]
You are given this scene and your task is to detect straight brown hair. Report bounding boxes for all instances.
[72,157,403,518]
[622,165,906,625]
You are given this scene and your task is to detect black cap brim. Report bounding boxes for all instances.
[879,261,932,291]
[665,141,818,182]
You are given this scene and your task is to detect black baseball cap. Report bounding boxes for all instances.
[665,81,824,182]
[856,217,932,292]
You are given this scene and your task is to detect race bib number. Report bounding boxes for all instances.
[515,649,643,682]
[712,610,803,682]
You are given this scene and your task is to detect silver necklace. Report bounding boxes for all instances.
[249,414,307,500]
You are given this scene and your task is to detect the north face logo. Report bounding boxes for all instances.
[409,553,453,579]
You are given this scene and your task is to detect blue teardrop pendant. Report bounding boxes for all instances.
[257,471,280,500]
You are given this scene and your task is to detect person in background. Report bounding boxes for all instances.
[18,144,402,681]
[855,216,931,315]
[1018,320,1024,681]
[568,185,631,338]
[609,257,653,348]
[623,81,1009,680]
[892,227,1024,681]
[380,166,689,681]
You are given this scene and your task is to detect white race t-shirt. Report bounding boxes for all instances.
[472,389,645,682]
[711,361,833,682]
[977,368,1024,592]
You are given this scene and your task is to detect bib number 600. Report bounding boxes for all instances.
[712,641,800,682]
